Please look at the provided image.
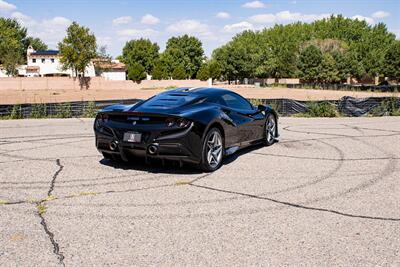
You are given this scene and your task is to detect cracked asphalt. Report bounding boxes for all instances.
[0,117,399,266]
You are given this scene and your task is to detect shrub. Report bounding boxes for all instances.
[56,103,72,118]
[296,102,339,117]
[10,105,23,119]
[82,101,97,118]
[370,97,400,116]
[30,104,47,118]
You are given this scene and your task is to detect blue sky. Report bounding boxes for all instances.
[1,0,399,57]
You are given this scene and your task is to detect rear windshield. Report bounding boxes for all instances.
[140,93,198,109]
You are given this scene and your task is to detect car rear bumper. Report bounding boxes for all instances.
[94,123,202,164]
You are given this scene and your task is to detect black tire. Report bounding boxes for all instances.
[199,128,224,172]
[264,113,277,146]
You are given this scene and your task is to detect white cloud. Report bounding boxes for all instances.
[0,0,16,12]
[249,11,330,24]
[167,19,209,34]
[9,12,72,48]
[166,19,218,40]
[216,12,230,19]
[371,10,390,19]
[112,16,132,25]
[223,21,254,33]
[352,15,374,25]
[11,11,37,27]
[242,1,266,9]
[117,28,158,38]
[140,14,160,25]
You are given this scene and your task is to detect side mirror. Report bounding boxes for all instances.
[257,105,266,111]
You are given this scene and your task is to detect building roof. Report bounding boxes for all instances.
[26,66,40,71]
[93,60,126,71]
[30,50,59,56]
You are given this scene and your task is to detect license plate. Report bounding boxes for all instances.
[123,132,141,143]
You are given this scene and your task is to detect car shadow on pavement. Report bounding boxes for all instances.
[99,143,270,174]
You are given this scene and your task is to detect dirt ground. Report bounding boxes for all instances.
[0,86,398,104]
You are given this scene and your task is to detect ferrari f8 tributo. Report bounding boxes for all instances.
[94,87,278,171]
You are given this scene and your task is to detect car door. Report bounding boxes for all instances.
[219,93,263,145]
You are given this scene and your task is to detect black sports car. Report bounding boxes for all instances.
[94,87,278,171]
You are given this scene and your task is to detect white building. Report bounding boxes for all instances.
[23,46,96,77]
[93,59,127,81]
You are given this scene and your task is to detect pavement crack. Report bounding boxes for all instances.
[35,158,65,266]
[189,184,400,222]
[36,204,65,266]
[48,159,63,197]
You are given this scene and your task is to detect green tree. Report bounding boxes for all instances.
[0,18,47,74]
[121,38,159,74]
[196,64,209,81]
[298,45,323,82]
[127,62,146,81]
[24,37,48,51]
[151,60,167,80]
[172,64,187,80]
[384,41,400,79]
[318,54,340,83]
[163,35,204,78]
[58,22,97,77]
[0,18,26,75]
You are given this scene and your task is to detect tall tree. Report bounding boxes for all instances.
[24,37,48,51]
[297,45,323,82]
[163,35,205,78]
[127,62,146,81]
[384,41,400,79]
[0,18,26,75]
[121,38,159,74]
[58,22,97,77]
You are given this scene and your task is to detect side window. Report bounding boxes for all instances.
[220,93,252,110]
[32,58,36,63]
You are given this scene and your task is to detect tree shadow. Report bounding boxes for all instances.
[79,77,91,89]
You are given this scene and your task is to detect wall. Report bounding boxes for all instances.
[0,77,208,91]
[101,71,126,81]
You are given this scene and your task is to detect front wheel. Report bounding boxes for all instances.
[264,114,277,146]
[200,128,224,172]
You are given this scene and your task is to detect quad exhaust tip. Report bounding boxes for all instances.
[148,144,158,155]
[109,141,118,151]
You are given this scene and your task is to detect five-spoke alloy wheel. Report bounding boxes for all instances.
[201,128,224,171]
[265,114,276,146]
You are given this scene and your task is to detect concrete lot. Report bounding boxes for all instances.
[0,117,399,266]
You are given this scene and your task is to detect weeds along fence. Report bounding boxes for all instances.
[285,83,400,92]
[0,99,141,119]
[249,96,400,116]
[0,97,399,118]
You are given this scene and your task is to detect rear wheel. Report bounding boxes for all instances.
[200,128,224,172]
[264,114,276,146]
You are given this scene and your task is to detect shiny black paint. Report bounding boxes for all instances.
[94,87,278,164]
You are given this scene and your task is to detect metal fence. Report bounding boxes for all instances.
[0,97,399,118]
[285,83,400,92]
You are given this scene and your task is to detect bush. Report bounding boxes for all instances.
[296,102,339,117]
[370,97,400,116]
[56,103,72,118]
[82,101,97,118]
[10,105,23,119]
[31,104,47,118]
